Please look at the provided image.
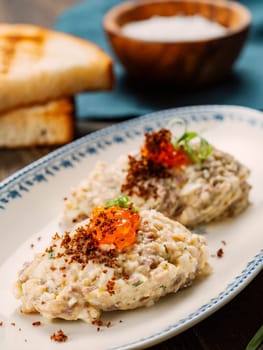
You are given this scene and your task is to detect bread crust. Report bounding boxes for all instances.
[0,24,114,112]
[0,98,75,148]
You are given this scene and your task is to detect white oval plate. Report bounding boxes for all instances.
[1,105,263,350]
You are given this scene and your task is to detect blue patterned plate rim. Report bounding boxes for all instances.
[1,104,263,350]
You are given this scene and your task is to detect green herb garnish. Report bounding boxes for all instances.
[169,118,212,164]
[105,194,139,212]
[160,284,167,291]
[246,324,263,350]
[49,251,55,259]
[132,281,143,287]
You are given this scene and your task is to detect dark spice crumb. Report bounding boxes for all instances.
[30,243,34,248]
[92,319,103,327]
[58,225,118,269]
[0,321,3,326]
[18,328,22,331]
[11,322,16,326]
[106,321,112,328]
[97,327,101,332]
[221,240,226,245]
[50,329,68,342]
[32,321,41,327]
[106,279,115,295]
[121,154,171,200]
[217,248,224,258]
[37,236,42,241]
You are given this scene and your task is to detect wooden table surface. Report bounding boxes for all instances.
[0,1,262,349]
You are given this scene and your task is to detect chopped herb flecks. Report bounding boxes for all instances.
[132,281,143,287]
[105,194,138,212]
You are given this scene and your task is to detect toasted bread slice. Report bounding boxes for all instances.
[0,98,74,148]
[0,24,113,112]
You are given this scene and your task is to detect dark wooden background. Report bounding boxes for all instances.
[0,1,262,349]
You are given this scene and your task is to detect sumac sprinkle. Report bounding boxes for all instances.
[217,248,224,258]
[121,155,171,200]
[50,329,68,342]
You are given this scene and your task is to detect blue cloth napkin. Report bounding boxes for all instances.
[54,0,263,120]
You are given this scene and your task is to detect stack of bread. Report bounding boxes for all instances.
[0,24,113,148]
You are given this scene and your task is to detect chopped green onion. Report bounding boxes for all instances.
[167,117,187,138]
[160,284,167,291]
[105,194,139,212]
[169,118,212,163]
[176,131,198,144]
[49,251,55,259]
[132,281,143,287]
[199,138,213,160]
[246,324,263,350]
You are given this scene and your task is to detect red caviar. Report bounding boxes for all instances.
[89,206,140,250]
[141,129,189,168]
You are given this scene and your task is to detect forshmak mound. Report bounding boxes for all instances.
[63,127,251,229]
[15,204,210,323]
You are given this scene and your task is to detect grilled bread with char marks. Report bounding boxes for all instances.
[0,24,113,112]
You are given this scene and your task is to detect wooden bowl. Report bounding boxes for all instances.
[103,0,251,87]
